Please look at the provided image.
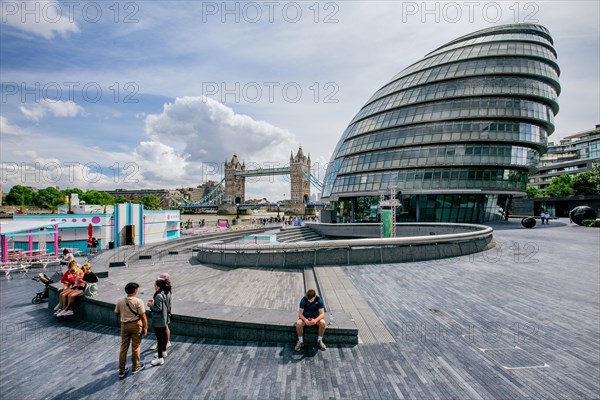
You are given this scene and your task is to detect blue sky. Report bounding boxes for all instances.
[1,1,599,201]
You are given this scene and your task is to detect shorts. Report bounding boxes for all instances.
[73,286,84,291]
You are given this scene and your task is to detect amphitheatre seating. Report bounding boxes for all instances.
[46,279,358,344]
[44,225,359,344]
[44,223,494,345]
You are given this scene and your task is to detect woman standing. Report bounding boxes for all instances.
[149,279,171,366]
[151,273,172,350]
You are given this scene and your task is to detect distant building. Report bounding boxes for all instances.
[529,124,600,189]
[180,180,224,203]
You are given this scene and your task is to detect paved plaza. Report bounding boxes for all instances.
[0,219,598,399]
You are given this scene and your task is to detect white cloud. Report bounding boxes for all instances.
[1,0,79,39]
[0,115,24,136]
[19,105,46,122]
[43,100,85,117]
[144,96,299,166]
[132,141,189,184]
[19,100,84,121]
[139,96,305,199]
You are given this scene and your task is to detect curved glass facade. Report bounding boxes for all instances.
[322,24,560,223]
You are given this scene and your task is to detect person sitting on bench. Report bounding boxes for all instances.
[295,289,327,351]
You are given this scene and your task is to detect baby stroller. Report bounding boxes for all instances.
[32,273,54,304]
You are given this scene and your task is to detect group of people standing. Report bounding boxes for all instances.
[114,273,172,379]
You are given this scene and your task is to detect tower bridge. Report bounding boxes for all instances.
[182,147,322,215]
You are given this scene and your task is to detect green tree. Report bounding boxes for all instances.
[571,168,600,195]
[141,195,161,210]
[62,188,84,197]
[5,185,36,207]
[97,192,116,206]
[526,186,545,198]
[80,190,101,204]
[545,174,574,197]
[79,190,111,205]
[34,187,66,211]
[114,195,129,204]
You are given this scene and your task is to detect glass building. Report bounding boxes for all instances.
[322,24,560,223]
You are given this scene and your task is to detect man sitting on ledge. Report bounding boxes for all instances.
[295,289,327,351]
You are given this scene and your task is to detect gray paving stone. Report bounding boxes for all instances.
[1,219,599,399]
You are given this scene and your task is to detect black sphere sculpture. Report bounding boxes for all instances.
[570,206,597,226]
[521,217,536,229]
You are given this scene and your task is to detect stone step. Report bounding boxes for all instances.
[48,285,358,345]
[276,226,325,243]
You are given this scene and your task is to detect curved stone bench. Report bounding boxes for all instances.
[195,223,493,268]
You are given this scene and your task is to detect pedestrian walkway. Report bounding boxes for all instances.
[0,218,598,399]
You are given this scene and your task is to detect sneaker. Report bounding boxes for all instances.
[118,367,129,379]
[317,341,327,351]
[166,341,172,349]
[54,309,63,316]
[294,341,304,352]
[56,310,66,317]
[132,363,145,374]
[53,304,61,311]
[151,358,164,366]
[61,310,74,316]
[150,342,158,350]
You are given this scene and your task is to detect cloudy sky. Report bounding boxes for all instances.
[1,1,598,201]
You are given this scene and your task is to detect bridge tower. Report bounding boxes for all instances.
[289,146,311,215]
[220,153,245,214]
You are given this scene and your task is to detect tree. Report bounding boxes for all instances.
[96,192,116,206]
[526,186,545,199]
[80,190,114,205]
[80,190,102,204]
[5,185,36,207]
[114,195,129,204]
[34,187,66,211]
[141,195,161,210]
[571,168,600,196]
[545,174,574,197]
[62,188,84,197]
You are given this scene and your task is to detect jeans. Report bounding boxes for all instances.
[119,320,143,373]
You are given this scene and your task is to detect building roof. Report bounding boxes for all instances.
[0,220,64,236]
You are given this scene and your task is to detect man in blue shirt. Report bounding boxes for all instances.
[295,289,327,351]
